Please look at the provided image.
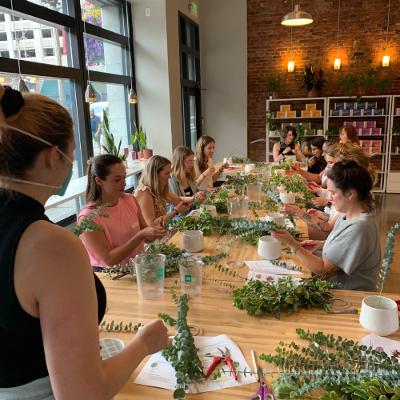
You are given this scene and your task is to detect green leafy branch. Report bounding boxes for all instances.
[99,320,143,333]
[73,207,109,237]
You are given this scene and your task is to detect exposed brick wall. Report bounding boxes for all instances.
[248,0,400,161]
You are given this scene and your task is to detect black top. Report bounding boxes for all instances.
[307,155,327,174]
[279,141,295,156]
[183,185,194,197]
[0,190,107,388]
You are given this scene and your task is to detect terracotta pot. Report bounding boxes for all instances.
[137,151,144,159]
[307,87,320,98]
[143,148,153,159]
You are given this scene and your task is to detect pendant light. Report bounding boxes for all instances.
[125,0,137,104]
[382,0,391,67]
[10,0,29,92]
[82,9,97,103]
[281,4,313,27]
[333,0,341,70]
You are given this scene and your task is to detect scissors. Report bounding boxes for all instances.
[250,366,275,400]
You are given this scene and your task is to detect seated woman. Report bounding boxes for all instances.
[194,135,226,191]
[307,137,327,174]
[78,155,166,270]
[135,155,190,226]
[0,85,168,399]
[272,126,303,162]
[272,161,381,291]
[169,146,206,202]
[339,125,361,148]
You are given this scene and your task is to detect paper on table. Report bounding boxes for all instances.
[245,260,300,275]
[134,334,256,393]
[361,333,400,358]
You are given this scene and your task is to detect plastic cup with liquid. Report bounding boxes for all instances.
[179,257,203,296]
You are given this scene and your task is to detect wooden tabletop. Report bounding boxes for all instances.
[100,228,400,399]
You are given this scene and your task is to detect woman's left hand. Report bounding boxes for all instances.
[312,197,329,207]
[194,191,206,201]
[271,229,298,247]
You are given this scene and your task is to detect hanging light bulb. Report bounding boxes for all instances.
[128,87,138,104]
[282,4,313,27]
[334,58,341,70]
[85,81,97,103]
[288,60,295,72]
[382,55,390,67]
[18,77,30,93]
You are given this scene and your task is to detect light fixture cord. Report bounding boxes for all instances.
[336,0,340,55]
[82,12,91,83]
[10,0,22,77]
[385,0,391,46]
[125,0,134,89]
[290,0,293,56]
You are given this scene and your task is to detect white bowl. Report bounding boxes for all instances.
[257,236,281,260]
[359,295,399,336]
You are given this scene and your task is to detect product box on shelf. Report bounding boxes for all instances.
[355,121,364,128]
[352,109,362,116]
[305,103,317,110]
[361,128,373,135]
[280,104,291,112]
[287,111,296,118]
[396,108,400,116]
[301,110,312,118]
[342,110,351,116]
[276,111,287,118]
[311,110,322,117]
[373,109,384,116]
[371,140,382,154]
[371,127,382,135]
[366,121,377,128]
[331,109,341,116]
[344,121,356,127]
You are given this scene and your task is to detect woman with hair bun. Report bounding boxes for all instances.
[272,161,381,291]
[0,85,169,398]
[78,154,166,271]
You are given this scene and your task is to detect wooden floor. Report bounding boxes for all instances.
[375,193,400,293]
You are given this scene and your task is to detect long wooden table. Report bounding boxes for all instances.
[100,231,400,399]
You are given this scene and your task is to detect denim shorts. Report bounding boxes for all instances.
[0,376,54,400]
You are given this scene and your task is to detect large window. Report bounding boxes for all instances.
[0,0,136,223]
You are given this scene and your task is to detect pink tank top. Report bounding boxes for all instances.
[78,194,144,268]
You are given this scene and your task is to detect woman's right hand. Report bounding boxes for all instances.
[281,204,301,216]
[203,166,215,177]
[282,146,292,155]
[141,226,166,241]
[307,181,321,193]
[134,319,170,356]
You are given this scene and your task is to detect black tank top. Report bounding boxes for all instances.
[279,142,295,156]
[0,190,107,388]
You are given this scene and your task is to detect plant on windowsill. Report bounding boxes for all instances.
[131,124,153,160]
[266,73,284,99]
[301,64,326,98]
[101,110,128,161]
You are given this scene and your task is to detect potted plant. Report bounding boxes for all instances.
[301,64,326,98]
[357,68,377,97]
[266,73,284,99]
[101,110,128,162]
[339,73,357,96]
[131,125,152,159]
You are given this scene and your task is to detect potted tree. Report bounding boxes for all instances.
[266,73,284,99]
[101,110,128,162]
[301,64,326,98]
[131,126,153,159]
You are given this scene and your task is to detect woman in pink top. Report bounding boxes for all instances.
[78,155,165,270]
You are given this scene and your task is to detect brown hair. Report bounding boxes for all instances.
[171,146,195,184]
[0,85,73,179]
[86,154,124,204]
[195,135,215,172]
[341,125,360,145]
[135,155,171,200]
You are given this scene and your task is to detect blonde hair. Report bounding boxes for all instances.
[195,135,215,173]
[171,146,195,184]
[0,85,73,179]
[136,155,171,200]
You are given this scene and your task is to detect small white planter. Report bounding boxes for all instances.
[244,163,255,173]
[258,236,281,260]
[264,213,285,227]
[279,192,296,204]
[359,295,399,336]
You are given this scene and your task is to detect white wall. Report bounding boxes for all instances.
[200,0,247,161]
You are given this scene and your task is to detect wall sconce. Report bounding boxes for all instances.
[382,55,390,67]
[287,61,295,72]
[334,58,341,70]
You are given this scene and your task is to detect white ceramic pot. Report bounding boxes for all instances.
[359,295,399,336]
[182,230,204,253]
[200,204,218,217]
[264,213,285,227]
[279,192,296,204]
[257,236,281,260]
[284,155,296,163]
[244,163,256,173]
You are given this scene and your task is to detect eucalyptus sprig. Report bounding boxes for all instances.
[377,223,400,295]
[232,277,333,319]
[99,320,143,333]
[73,207,109,237]
[162,294,204,399]
[261,328,400,398]
[203,187,229,213]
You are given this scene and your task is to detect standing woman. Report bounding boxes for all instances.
[272,126,303,162]
[194,136,225,191]
[169,146,206,202]
[135,155,190,226]
[0,86,168,399]
[78,155,166,270]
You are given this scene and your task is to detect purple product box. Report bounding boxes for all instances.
[363,109,373,116]
[371,128,382,135]
[365,121,377,128]
[331,110,341,116]
[373,109,384,116]
[362,128,372,135]
[357,128,363,136]
[355,121,364,128]
[342,109,351,116]
[344,120,353,126]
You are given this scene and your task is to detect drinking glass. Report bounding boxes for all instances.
[179,257,203,296]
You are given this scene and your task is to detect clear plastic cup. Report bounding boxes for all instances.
[132,254,166,299]
[247,182,263,204]
[179,257,203,296]
[228,197,249,218]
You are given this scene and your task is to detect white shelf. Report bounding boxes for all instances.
[273,117,324,120]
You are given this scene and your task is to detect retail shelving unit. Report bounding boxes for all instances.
[387,95,400,193]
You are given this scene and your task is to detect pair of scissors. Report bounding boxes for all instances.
[250,366,275,400]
